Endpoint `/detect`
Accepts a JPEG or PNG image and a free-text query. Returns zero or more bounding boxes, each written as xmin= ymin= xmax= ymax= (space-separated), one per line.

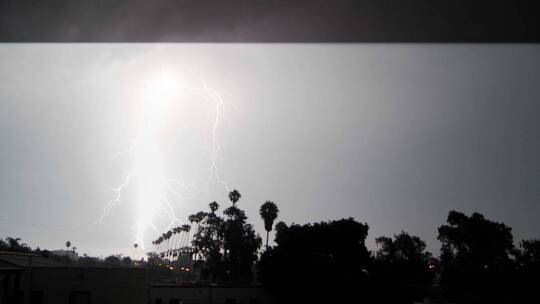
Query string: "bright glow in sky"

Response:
xmin=102 ymin=68 xmax=231 ymax=253
xmin=133 ymin=69 xmax=180 ymax=247
xmin=1 ymin=44 xmax=539 ymax=258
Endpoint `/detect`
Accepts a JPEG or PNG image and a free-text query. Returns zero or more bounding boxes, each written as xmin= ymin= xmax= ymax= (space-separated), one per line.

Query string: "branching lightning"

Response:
xmin=203 ymin=76 xmax=230 ymax=192
xmin=99 ymin=69 xmax=230 ymax=251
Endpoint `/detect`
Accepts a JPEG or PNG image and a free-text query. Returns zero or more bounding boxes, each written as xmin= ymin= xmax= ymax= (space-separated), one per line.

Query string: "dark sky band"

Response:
xmin=0 ymin=0 xmax=539 ymax=42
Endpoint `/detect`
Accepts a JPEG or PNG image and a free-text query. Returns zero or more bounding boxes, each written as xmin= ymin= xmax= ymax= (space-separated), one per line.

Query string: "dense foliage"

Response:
xmin=438 ymin=211 xmax=516 ymax=303
xmin=3 ymin=205 xmax=540 ymax=304
xmin=258 ymin=218 xmax=372 ymax=303
xmin=372 ymin=231 xmax=434 ymax=303
xmin=191 ymin=190 xmax=262 ymax=281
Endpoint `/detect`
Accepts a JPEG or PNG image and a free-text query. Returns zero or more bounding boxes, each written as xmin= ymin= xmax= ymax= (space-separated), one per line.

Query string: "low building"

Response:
xmin=150 ymin=283 xmax=274 ymax=304
xmin=0 ymin=252 xmax=147 ymax=304
xmin=1 ymin=252 xmax=275 ymax=304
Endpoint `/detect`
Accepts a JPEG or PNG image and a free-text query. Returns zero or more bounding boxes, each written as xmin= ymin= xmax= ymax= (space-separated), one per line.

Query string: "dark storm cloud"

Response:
xmin=0 ymin=0 xmax=539 ymax=42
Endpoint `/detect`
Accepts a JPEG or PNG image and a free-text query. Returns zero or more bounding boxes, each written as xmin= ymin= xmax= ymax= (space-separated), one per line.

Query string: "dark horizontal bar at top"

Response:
xmin=0 ymin=0 xmax=539 ymax=42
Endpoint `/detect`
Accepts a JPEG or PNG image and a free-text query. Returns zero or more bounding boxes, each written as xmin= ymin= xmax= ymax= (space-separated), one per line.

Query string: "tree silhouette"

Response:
xmin=78 ymin=254 xmax=99 ymax=266
xmin=191 ymin=202 xmax=225 ymax=280
xmin=438 ymin=210 xmax=515 ymax=303
xmin=513 ymin=239 xmax=540 ymax=302
xmin=374 ymin=231 xmax=434 ymax=303
xmin=5 ymin=202 xmax=540 ymax=304
xmin=122 ymin=256 xmax=133 ymax=266
xmin=0 ymin=238 xmax=8 ymax=251
xmin=516 ymin=239 xmax=540 ymax=266
xmin=228 ymin=189 xmax=241 ymax=206
xmin=222 ymin=197 xmax=262 ymax=281
xmin=2 ymin=237 xmax=31 ymax=253
xmin=188 ymin=211 xmax=206 ymax=260
xmin=259 ymin=201 xmax=279 ymax=248
xmin=8 ymin=237 xmax=22 ymax=250
xmin=165 ymin=230 xmax=173 ymax=254
xmin=104 ymin=255 xmax=122 ymax=267
xmin=209 ymin=201 xmax=219 ymax=213
xmin=274 ymin=221 xmax=287 ymax=235
xmin=191 ymin=191 xmax=261 ymax=282
xmin=258 ymin=218 xmax=371 ymax=303
xmin=376 ymin=231 xmax=431 ymax=262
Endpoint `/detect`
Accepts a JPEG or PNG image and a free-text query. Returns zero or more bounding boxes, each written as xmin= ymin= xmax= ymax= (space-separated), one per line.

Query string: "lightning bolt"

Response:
xmin=99 ymin=169 xmax=134 ymax=223
xmin=202 ymin=75 xmax=230 ymax=192
xmin=99 ymin=68 xmax=230 ymax=251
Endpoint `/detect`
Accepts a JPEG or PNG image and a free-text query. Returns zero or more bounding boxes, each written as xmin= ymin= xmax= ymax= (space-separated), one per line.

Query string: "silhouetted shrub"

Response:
xmin=438 ymin=211 xmax=515 ymax=303
xmin=372 ymin=231 xmax=434 ymax=303
xmin=258 ymin=218 xmax=372 ymax=303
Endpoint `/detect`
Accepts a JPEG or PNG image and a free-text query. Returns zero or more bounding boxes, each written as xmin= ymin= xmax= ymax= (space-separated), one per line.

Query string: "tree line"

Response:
xmin=259 ymin=210 xmax=539 ymax=304
xmin=146 ymin=190 xmax=540 ymax=303
xmin=2 ymin=190 xmax=539 ymax=303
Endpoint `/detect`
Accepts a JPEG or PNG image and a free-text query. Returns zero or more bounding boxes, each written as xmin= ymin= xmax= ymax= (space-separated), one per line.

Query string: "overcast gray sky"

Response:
xmin=0 ymin=44 xmax=539 ymax=258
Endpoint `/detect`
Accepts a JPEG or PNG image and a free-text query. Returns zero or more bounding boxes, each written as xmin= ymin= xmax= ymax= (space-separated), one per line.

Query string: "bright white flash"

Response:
xmin=100 ymin=69 xmax=229 ymax=251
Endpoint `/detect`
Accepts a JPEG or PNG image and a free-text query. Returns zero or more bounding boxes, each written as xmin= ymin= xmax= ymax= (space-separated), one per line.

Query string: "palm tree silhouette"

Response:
xmin=209 ymin=201 xmax=219 ymax=213
xmin=259 ymin=201 xmax=279 ymax=248
xmin=181 ymin=224 xmax=191 ymax=246
xmin=228 ymin=189 xmax=241 ymax=206
xmin=165 ymin=230 xmax=173 ymax=253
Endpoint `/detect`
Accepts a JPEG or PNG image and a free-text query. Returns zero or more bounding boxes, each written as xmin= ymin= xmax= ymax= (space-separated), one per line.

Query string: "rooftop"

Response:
xmin=0 ymin=251 xmax=66 ymax=268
